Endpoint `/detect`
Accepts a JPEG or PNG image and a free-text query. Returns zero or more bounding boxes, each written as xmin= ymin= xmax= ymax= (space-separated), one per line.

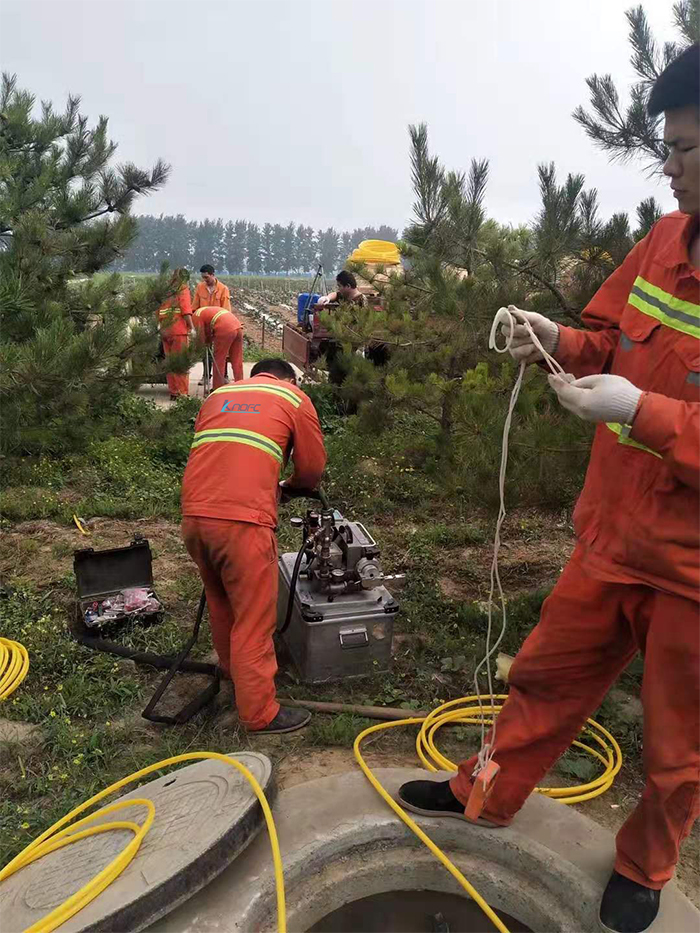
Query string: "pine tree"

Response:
xmin=229 ymin=219 xmax=248 ymax=273
xmin=0 ymin=74 xmax=174 ymax=455
xmin=329 ymin=124 xmax=649 ymax=493
xmin=296 ymin=225 xmax=317 ymax=272
xmin=316 ymin=228 xmax=341 ymax=274
xmin=246 ymin=223 xmax=263 ymax=273
xmin=281 ymin=222 xmax=297 ymax=273
xmin=573 ymin=2 xmax=699 ymax=172
xmin=271 ymin=224 xmax=286 ymax=273
xmin=261 ymin=223 xmax=275 ymax=274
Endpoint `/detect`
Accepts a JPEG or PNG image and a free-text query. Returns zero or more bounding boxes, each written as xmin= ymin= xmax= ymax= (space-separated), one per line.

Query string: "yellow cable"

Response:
xmin=354 ymin=695 xmax=623 ymax=933
xmin=0 ymin=753 xmax=285 ymax=933
xmin=0 ymin=637 xmax=29 ymax=700
xmin=354 ymin=717 xmax=511 ymax=933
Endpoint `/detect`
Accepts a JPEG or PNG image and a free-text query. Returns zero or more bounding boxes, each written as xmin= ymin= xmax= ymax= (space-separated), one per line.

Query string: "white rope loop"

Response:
xmin=475 ymin=307 xmax=564 ymax=771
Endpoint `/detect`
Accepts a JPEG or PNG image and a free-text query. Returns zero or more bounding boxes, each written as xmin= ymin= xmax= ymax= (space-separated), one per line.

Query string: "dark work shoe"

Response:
xmin=599 ymin=871 xmax=661 ymax=933
xmin=250 ymin=706 xmax=311 ymax=735
xmin=396 ymin=779 xmax=503 ymax=826
xmin=397 ymin=779 xmax=467 ymax=819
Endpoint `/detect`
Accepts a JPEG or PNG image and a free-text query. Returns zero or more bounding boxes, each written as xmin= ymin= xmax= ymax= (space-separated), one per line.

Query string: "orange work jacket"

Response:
xmin=158 ymin=285 xmax=193 ymax=338
xmin=192 ymin=306 xmax=242 ymax=343
xmin=181 ymin=374 xmax=326 ymax=528
xmin=192 ymin=279 xmax=232 ymax=312
xmin=555 ymin=211 xmax=699 ymax=601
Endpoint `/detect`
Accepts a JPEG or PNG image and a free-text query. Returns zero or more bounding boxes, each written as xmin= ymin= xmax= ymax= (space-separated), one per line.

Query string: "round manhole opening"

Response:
xmin=308 ymin=889 xmax=532 ymax=933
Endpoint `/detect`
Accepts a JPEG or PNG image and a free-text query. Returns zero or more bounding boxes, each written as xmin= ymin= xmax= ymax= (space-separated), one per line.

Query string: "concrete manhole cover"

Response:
xmin=0 ymin=751 xmax=274 ymax=932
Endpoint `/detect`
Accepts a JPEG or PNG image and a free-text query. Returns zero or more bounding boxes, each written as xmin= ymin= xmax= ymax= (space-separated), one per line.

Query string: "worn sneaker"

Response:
xmin=599 ymin=871 xmax=661 ymax=933
xmin=250 ymin=706 xmax=311 ymax=735
xmin=396 ymin=779 xmax=503 ymax=826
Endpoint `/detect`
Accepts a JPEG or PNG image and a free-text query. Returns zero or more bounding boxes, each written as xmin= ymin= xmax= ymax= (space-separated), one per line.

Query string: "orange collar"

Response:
xmin=656 ymin=211 xmax=699 ymax=271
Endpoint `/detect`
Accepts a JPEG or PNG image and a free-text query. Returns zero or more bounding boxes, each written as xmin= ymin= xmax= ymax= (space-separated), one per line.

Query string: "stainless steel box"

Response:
xmin=277 ymin=552 xmax=398 ymax=683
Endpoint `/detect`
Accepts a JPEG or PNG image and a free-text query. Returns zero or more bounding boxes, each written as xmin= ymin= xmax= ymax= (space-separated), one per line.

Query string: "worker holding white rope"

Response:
xmin=397 ymin=44 xmax=699 ymax=933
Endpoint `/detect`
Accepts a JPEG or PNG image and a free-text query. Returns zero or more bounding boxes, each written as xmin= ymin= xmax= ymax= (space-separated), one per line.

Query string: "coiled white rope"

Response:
xmin=474 ymin=307 xmax=566 ymax=773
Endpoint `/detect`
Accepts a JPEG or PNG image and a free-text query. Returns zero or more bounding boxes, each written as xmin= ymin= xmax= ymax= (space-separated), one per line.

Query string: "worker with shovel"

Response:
xmin=181 ymin=357 xmax=326 ymax=734
xmin=397 ymin=44 xmax=699 ymax=933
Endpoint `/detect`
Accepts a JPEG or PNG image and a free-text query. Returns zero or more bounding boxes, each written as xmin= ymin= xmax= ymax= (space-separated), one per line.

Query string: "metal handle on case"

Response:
xmin=339 ymin=626 xmax=369 ymax=649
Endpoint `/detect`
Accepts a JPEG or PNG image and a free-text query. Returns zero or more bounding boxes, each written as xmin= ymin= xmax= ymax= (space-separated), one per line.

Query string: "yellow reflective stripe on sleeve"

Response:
xmin=159 ymin=308 xmax=181 ymax=317
xmin=211 ymin=383 xmax=302 ymax=407
xmin=629 ymin=277 xmax=700 ymax=339
xmin=606 ymin=422 xmax=662 ymax=459
xmin=211 ymin=309 xmax=229 ymax=327
xmin=191 ymin=428 xmax=284 ymax=463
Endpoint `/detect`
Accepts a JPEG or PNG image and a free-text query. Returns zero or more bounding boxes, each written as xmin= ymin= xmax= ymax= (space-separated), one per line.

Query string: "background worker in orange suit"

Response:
xmin=192 ymin=264 xmax=233 ymax=382
xmin=181 ymin=357 xmax=326 ymax=734
xmin=192 ymin=263 xmax=232 ymax=312
xmin=397 ymin=44 xmax=699 ymax=933
xmin=192 ymin=306 xmax=244 ymax=389
xmin=157 ymin=268 xmax=195 ymax=400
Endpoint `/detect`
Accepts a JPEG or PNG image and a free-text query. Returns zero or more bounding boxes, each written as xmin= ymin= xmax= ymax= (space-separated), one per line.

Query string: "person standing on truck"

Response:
xmin=192 ymin=305 xmax=244 ymax=390
xmin=193 ymin=264 xmax=233 ymax=383
xmin=157 ymin=268 xmax=195 ymax=400
xmin=396 ymin=44 xmax=699 ymax=933
xmin=313 ymin=271 xmax=366 ymax=385
xmin=315 ymin=270 xmax=365 ymax=309
xmin=181 ymin=357 xmax=326 ymax=734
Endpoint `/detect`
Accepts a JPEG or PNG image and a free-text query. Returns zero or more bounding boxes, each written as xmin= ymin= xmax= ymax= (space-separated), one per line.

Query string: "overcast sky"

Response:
xmin=1 ymin=0 xmax=679 ymax=233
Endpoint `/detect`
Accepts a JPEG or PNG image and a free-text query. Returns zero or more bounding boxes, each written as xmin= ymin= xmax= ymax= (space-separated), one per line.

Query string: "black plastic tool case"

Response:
xmin=73 ymin=534 xmax=163 ymax=629
xmin=73 ymin=535 xmax=220 ymax=725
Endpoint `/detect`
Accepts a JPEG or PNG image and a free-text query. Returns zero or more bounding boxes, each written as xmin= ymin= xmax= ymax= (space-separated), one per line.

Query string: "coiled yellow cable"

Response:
xmin=2 ymin=696 xmax=620 ymax=933
xmin=0 ymin=752 xmax=285 ymax=933
xmin=416 ymin=694 xmax=623 ymax=803
xmin=354 ymin=695 xmax=623 ymax=933
xmin=0 ymin=637 xmax=29 ymax=700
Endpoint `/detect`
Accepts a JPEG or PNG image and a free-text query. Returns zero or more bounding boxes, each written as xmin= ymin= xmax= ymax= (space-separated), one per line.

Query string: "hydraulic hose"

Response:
xmin=0 ymin=637 xmax=29 ymax=700
xmin=354 ymin=695 xmax=624 ymax=933
xmin=278 ymin=545 xmax=309 ymax=635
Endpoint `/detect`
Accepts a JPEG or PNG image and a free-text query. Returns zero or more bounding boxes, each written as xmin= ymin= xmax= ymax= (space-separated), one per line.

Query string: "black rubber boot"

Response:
xmin=251 ymin=706 xmax=311 ymax=735
xmin=599 ymin=871 xmax=661 ymax=933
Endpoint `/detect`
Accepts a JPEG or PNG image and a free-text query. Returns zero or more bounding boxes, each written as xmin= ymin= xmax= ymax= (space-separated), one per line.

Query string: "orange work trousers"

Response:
xmin=181 ymin=516 xmax=280 ymax=730
xmin=451 ymin=549 xmax=700 ymax=890
xmin=212 ymin=324 xmax=244 ymax=389
xmin=162 ymin=334 xmax=190 ymax=396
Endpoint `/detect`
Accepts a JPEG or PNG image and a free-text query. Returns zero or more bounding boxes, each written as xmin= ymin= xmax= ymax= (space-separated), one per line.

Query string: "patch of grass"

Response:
xmin=242 ymin=340 xmax=286 ymax=364
xmin=413 ymin=523 xmax=487 ymax=548
xmin=0 ymin=487 xmax=73 ymax=523
xmin=305 ymin=713 xmax=373 ymax=747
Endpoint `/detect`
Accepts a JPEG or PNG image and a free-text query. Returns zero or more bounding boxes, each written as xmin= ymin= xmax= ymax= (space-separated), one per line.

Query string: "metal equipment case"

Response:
xmin=277 ymin=552 xmax=398 ymax=683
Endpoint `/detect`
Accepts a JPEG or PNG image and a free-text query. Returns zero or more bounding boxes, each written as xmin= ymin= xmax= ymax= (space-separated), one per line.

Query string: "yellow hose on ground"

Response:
xmin=415 ymin=694 xmax=623 ymax=803
xmin=354 ymin=695 xmax=623 ymax=933
xmin=0 ymin=637 xmax=29 ymax=700
xmin=0 ymin=752 xmax=285 ymax=933
xmin=3 ymin=695 xmax=621 ymax=933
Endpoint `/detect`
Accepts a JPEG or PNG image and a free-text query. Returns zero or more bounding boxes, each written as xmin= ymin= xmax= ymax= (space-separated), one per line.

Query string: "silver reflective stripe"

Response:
xmin=630 ymin=285 xmax=699 ymax=330
xmin=687 ymin=371 xmax=700 ymax=387
xmin=619 ymin=333 xmax=634 ymax=352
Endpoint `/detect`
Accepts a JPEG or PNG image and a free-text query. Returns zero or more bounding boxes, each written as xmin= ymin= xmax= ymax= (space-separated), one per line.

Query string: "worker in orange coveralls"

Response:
xmin=397 ymin=44 xmax=699 ymax=933
xmin=192 ymin=263 xmax=232 ymax=313
xmin=181 ymin=357 xmax=326 ymax=734
xmin=192 ymin=263 xmax=233 ymax=382
xmin=157 ymin=269 xmax=195 ymax=400
xmin=192 ymin=306 xmax=244 ymax=390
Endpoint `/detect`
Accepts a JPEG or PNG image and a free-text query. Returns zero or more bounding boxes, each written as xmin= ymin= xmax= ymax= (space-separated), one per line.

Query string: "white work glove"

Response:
xmin=500 ymin=307 xmax=560 ymax=364
xmin=548 ymin=374 xmax=643 ymax=424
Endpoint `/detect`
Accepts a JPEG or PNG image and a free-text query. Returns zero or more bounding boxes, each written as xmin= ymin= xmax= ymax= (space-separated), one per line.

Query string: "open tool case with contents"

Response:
xmin=73 ymin=535 xmax=220 ymax=724
xmin=74 ymin=535 xmax=163 ymax=630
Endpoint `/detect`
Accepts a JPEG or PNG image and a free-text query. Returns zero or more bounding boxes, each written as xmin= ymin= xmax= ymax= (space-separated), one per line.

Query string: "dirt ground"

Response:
xmin=1 ymin=515 xmax=697 ymax=907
